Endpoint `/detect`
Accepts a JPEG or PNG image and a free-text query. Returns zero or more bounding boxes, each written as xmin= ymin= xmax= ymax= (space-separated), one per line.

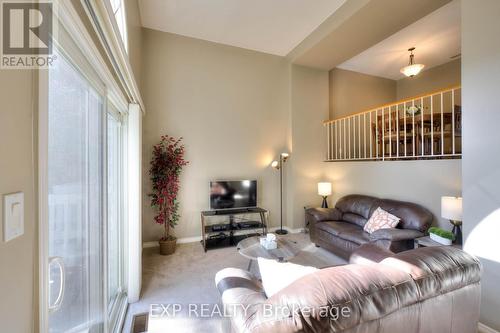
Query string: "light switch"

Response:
xmin=3 ymin=192 xmax=24 ymax=242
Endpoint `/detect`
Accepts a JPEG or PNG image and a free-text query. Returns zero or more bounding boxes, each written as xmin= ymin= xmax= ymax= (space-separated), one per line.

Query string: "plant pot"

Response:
xmin=159 ymin=238 xmax=177 ymax=255
xmin=430 ymin=232 xmax=452 ymax=245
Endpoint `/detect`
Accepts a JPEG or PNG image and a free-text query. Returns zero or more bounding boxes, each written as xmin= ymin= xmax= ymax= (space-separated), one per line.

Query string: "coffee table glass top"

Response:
xmin=237 ymin=236 xmax=303 ymax=262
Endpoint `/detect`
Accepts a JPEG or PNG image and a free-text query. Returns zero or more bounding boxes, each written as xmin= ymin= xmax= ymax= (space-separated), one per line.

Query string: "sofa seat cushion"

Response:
xmin=315 ymin=221 xmax=370 ymax=244
xmin=338 ymin=228 xmax=371 ymax=244
xmin=315 ymin=221 xmax=359 ymax=236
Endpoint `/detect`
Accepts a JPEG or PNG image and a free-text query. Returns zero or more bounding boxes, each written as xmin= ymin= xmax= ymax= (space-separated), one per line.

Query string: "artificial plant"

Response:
xmin=149 ymin=135 xmax=188 ymax=241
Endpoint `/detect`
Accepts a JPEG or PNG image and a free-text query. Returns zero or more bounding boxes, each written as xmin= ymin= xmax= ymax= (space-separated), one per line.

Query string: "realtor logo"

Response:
xmin=1 ymin=0 xmax=56 ymax=69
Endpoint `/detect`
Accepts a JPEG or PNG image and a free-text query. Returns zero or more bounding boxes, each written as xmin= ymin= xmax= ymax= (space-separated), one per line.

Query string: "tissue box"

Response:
xmin=260 ymin=237 xmax=277 ymax=250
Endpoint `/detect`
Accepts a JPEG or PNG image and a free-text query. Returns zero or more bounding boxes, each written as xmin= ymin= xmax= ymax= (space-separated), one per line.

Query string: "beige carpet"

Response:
xmin=123 ymin=232 xmax=346 ymax=333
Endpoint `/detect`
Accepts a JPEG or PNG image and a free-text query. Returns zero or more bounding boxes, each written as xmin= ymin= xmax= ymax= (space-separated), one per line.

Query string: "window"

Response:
xmin=110 ymin=0 xmax=128 ymax=52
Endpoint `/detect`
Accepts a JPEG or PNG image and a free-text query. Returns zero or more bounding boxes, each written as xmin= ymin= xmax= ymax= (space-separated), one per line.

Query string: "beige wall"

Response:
xmin=141 ymin=30 xmax=291 ymax=241
xmin=329 ymin=60 xmax=461 ymax=120
xmin=0 ymin=70 xmax=36 ymax=333
xmin=325 ymin=160 xmax=461 ymax=228
xmin=397 ymin=58 xmax=461 ymax=99
xmin=462 ymin=0 xmax=500 ymax=329
xmin=329 ymin=68 xmax=396 ymax=119
xmin=287 ymin=65 xmax=330 ymax=229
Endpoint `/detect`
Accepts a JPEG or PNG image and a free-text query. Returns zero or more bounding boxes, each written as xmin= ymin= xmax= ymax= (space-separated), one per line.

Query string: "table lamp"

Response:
xmin=318 ymin=182 xmax=332 ymax=208
xmin=441 ymin=196 xmax=463 ymax=245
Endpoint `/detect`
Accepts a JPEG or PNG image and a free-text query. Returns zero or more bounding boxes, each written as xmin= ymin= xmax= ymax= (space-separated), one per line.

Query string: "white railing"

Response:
xmin=324 ymin=86 xmax=462 ymax=161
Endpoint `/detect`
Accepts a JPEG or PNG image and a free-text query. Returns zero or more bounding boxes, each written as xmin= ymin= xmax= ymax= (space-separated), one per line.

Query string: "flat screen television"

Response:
xmin=209 ymin=180 xmax=257 ymax=210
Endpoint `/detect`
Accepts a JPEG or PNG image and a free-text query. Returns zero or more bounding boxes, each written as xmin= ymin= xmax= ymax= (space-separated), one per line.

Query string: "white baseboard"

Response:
xmin=142 ymin=227 xmax=306 ymax=248
xmin=143 ymin=236 xmax=202 ymax=248
xmin=268 ymin=227 xmax=306 ymax=234
xmin=479 ymin=323 xmax=499 ymax=333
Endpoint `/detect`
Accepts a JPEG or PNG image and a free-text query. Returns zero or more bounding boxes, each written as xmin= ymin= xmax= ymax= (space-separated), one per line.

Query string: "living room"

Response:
xmin=0 ymin=0 xmax=499 ymax=333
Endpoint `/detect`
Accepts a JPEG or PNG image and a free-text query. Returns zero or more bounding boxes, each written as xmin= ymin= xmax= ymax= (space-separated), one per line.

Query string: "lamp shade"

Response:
xmin=441 ymin=196 xmax=463 ymax=221
xmin=318 ymin=182 xmax=332 ymax=196
xmin=400 ymin=64 xmax=425 ymax=77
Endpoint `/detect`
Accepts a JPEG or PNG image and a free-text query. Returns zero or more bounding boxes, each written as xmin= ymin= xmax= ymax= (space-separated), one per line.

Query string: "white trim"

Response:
xmin=127 ymin=104 xmax=142 ymax=303
xmin=479 ymin=323 xmax=500 ymax=333
xmin=80 ymin=0 xmax=145 ymax=113
xmin=38 ymin=69 xmax=50 ymax=333
xmin=268 ymin=227 xmax=306 ymax=234
xmin=111 ymin=294 xmax=128 ymax=333
xmin=55 ymin=1 xmax=129 ymax=113
xmin=142 ymin=236 xmax=203 ymax=248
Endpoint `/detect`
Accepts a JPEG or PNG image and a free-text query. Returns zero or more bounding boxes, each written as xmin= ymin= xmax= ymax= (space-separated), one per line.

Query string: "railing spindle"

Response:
xmin=403 ymin=102 xmax=407 ymax=157
xmin=364 ymin=113 xmax=367 ymax=159
xmin=375 ymin=110 xmax=379 ymax=158
xmin=452 ymin=89 xmax=455 ymax=155
xmin=441 ymin=92 xmax=444 ymax=155
xmin=389 ymin=106 xmax=392 ymax=157
xmin=412 ymin=100 xmax=415 ymax=157
xmin=421 ymin=97 xmax=424 ymax=156
xmin=396 ymin=104 xmax=400 ymax=158
xmin=431 ymin=94 xmax=434 ymax=155
xmin=358 ymin=114 xmax=361 ymax=159
xmin=343 ymin=118 xmax=346 ymax=160
xmin=382 ymin=108 xmax=385 ymax=159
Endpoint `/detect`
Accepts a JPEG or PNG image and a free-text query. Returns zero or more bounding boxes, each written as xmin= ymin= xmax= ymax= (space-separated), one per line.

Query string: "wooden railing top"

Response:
xmin=323 ymin=85 xmax=461 ymax=124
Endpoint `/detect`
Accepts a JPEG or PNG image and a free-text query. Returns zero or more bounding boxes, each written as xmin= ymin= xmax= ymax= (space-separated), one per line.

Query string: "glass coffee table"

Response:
xmin=237 ymin=235 xmax=303 ymax=271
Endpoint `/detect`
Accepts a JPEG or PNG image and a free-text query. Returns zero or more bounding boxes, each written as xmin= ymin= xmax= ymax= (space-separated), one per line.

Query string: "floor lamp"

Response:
xmin=271 ymin=153 xmax=289 ymax=235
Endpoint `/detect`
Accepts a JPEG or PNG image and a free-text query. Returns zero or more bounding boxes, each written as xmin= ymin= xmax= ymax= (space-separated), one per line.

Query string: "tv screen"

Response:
xmin=209 ymin=180 xmax=257 ymax=210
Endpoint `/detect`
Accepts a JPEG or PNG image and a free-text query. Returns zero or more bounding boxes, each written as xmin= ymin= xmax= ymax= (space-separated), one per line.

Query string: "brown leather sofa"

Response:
xmin=216 ymin=246 xmax=481 ymax=333
xmin=306 ymin=194 xmax=433 ymax=259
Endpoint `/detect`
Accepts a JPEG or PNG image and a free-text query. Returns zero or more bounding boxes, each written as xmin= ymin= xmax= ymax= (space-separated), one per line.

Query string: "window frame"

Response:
xmin=106 ymin=103 xmax=128 ymax=333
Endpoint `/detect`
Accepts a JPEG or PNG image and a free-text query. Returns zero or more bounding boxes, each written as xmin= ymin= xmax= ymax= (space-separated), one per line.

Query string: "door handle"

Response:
xmin=48 ymin=256 xmax=66 ymax=313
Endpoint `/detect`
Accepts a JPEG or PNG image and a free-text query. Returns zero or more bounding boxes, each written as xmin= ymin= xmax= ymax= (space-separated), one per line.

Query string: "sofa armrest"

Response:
xmin=305 ymin=207 xmax=342 ymax=224
xmin=349 ymin=243 xmax=394 ymax=265
xmin=370 ymin=228 xmax=424 ymax=242
xmin=215 ymin=268 xmax=267 ymax=331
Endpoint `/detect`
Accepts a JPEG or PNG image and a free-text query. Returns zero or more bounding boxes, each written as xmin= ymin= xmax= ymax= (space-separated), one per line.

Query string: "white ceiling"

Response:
xmin=138 ymin=0 xmax=346 ymax=56
xmin=337 ymin=0 xmax=461 ymax=80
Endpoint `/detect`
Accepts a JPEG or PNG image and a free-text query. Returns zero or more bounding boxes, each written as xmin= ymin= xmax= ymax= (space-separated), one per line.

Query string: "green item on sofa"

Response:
xmin=428 ymin=227 xmax=455 ymax=240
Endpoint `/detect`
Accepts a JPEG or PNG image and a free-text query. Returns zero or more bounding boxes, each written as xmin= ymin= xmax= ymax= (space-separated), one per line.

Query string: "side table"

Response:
xmin=414 ymin=236 xmax=462 ymax=249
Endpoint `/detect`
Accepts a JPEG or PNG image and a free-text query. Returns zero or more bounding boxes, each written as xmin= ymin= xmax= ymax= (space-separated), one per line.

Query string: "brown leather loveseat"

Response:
xmin=306 ymin=194 xmax=433 ymax=259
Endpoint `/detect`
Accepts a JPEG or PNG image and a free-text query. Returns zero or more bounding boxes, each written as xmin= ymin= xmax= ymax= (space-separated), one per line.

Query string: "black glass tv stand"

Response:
xmin=200 ymin=207 xmax=268 ymax=252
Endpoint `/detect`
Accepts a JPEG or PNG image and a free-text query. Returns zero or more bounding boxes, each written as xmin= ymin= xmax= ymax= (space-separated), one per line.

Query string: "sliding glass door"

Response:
xmin=47 ymin=48 xmax=104 ymax=332
xmin=43 ymin=43 xmax=128 ymax=333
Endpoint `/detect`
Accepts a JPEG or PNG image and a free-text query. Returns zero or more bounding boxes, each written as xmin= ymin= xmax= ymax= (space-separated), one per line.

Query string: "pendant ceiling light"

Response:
xmin=400 ymin=47 xmax=425 ymax=77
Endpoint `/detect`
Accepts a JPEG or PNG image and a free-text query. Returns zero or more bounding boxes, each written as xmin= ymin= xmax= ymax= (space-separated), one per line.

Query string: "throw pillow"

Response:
xmin=364 ymin=207 xmax=400 ymax=234
xmin=257 ymin=257 xmax=318 ymax=298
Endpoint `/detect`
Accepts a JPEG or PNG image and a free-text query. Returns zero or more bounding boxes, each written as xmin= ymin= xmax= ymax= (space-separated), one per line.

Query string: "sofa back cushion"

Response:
xmin=373 ymin=199 xmax=432 ymax=232
xmin=342 ymin=213 xmax=367 ymax=227
xmin=258 ymin=262 xmax=416 ymax=332
xmin=335 ymin=194 xmax=378 ymax=219
xmin=381 ymin=246 xmax=481 ymax=300
xmin=334 ymin=194 xmax=432 ymax=232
